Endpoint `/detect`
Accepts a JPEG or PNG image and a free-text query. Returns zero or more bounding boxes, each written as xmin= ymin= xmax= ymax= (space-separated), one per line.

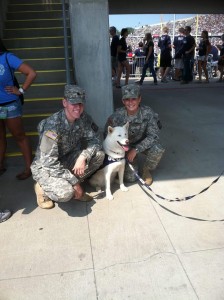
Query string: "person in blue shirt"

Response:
xmin=158 ymin=27 xmax=172 ymax=83
xmin=0 ymin=38 xmax=36 ymax=179
xmin=178 ymin=26 xmax=196 ymax=84
xmin=210 ymin=45 xmax=219 ymax=77
xmin=173 ymin=27 xmax=185 ymax=81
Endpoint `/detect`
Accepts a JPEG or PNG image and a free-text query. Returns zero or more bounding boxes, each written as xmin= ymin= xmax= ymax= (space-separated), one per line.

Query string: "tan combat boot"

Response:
xmin=142 ymin=167 xmax=153 ymax=186
xmin=34 ymin=183 xmax=54 ymax=209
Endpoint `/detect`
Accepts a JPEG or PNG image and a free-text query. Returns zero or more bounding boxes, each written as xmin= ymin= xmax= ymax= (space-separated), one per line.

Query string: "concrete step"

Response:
xmin=4 ymin=27 xmax=70 ymax=38
xmin=10 ymin=0 xmax=61 ymax=4
xmin=22 ymin=98 xmax=62 ymax=109
xmin=16 ymin=69 xmax=74 ymax=84
xmin=21 ymin=58 xmax=72 ymax=71
xmin=6 ymin=134 xmax=39 ymax=154
xmin=7 ymin=11 xmax=64 ymax=20
xmin=3 ymin=36 xmax=71 ymax=49
xmin=20 ymin=83 xmax=65 ymax=99
xmin=8 ymin=3 xmax=63 ymax=12
xmin=21 ymin=116 xmax=51 ymax=133
xmin=5 ymin=19 xmax=69 ymax=29
xmin=8 ymin=46 xmax=72 ymax=59
xmin=4 ymin=0 xmax=73 ymax=158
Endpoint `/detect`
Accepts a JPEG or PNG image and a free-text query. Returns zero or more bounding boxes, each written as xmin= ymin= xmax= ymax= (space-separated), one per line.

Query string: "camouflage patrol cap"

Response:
xmin=122 ymin=84 xmax=140 ymax=100
xmin=64 ymin=84 xmax=85 ymax=104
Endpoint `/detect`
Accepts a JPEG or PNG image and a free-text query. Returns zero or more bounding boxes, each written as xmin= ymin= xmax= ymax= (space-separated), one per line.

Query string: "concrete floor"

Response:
xmin=0 ymin=78 xmax=224 ymax=300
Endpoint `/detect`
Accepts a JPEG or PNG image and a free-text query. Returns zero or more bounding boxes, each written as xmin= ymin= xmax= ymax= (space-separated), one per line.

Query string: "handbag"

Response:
xmin=5 ymin=53 xmax=24 ymax=105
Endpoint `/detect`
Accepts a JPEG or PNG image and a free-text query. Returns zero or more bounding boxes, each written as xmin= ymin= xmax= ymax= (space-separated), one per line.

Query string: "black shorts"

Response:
xmin=160 ymin=54 xmax=172 ymax=68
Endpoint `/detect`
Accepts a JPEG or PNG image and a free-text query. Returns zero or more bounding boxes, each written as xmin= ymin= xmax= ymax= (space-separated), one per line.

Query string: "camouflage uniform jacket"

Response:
xmin=31 ymin=109 xmax=102 ymax=185
xmin=105 ymin=105 xmax=160 ymax=153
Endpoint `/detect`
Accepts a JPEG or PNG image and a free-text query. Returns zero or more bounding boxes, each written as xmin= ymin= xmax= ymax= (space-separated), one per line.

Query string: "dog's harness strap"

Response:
xmin=127 ymin=160 xmax=224 ymax=203
xmin=97 ymin=154 xmax=124 ymax=171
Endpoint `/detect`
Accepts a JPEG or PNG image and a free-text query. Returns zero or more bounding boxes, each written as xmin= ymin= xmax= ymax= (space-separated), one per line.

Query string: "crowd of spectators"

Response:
xmin=126 ymin=14 xmax=224 ymax=54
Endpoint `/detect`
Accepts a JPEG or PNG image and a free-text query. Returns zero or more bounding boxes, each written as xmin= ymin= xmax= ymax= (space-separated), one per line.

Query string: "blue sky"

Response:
xmin=109 ymin=14 xmax=196 ymax=30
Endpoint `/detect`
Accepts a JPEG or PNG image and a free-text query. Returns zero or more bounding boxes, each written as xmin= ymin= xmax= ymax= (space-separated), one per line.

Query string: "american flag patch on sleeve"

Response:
xmin=45 ymin=130 xmax=58 ymax=141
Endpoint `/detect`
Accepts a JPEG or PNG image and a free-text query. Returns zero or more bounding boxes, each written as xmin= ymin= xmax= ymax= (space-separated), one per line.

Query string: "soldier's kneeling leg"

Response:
xmin=39 ymin=177 xmax=74 ymax=202
xmin=143 ymin=143 xmax=165 ymax=170
xmin=124 ymin=158 xmax=139 ymax=183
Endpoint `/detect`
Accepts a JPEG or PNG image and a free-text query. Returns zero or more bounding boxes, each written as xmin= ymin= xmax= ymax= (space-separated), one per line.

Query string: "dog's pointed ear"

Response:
xmin=108 ymin=126 xmax=114 ymax=134
xmin=124 ymin=122 xmax=129 ymax=130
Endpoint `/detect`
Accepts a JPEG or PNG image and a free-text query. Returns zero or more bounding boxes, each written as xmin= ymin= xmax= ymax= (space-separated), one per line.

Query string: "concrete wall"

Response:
xmin=69 ymin=0 xmax=113 ymax=129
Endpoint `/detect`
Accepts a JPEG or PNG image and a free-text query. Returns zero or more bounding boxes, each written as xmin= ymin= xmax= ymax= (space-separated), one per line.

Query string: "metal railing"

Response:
xmin=123 ymin=56 xmax=159 ymax=78
xmin=126 ymin=55 xmax=219 ymax=79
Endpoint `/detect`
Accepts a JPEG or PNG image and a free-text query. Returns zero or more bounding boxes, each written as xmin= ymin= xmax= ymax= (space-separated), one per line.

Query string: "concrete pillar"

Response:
xmin=69 ymin=0 xmax=113 ymax=129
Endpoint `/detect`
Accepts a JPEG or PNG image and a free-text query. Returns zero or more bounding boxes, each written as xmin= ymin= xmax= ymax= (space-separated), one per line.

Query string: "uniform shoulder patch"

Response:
xmin=45 ymin=130 xmax=58 ymax=141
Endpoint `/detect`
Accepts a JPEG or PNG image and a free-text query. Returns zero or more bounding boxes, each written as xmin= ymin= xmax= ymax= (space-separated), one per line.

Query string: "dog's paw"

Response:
xmin=106 ymin=193 xmax=114 ymax=200
xmin=120 ymin=184 xmax=129 ymax=192
xmin=96 ymin=186 xmax=102 ymax=192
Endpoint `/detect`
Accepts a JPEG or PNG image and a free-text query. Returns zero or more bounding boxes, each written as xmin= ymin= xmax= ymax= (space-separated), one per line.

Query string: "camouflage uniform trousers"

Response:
xmin=37 ymin=150 xmax=105 ymax=202
xmin=124 ymin=143 xmax=165 ymax=183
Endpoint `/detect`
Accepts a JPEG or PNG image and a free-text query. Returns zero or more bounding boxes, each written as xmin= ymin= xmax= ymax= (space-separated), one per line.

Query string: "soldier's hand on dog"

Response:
xmin=127 ymin=148 xmax=137 ymax=162
xmin=72 ymin=155 xmax=86 ymax=176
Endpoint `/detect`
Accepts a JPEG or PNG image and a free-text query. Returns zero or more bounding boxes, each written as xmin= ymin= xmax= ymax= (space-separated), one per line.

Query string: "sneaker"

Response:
xmin=34 ymin=183 xmax=54 ymax=209
xmin=154 ymin=81 xmax=158 ymax=85
xmin=75 ymin=193 xmax=93 ymax=202
xmin=0 ymin=209 xmax=12 ymax=223
xmin=135 ymin=80 xmax=142 ymax=85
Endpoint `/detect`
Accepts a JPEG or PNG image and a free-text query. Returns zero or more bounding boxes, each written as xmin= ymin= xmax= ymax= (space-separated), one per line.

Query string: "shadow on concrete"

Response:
xmin=57 ymin=199 xmax=97 ymax=218
xmin=113 ymin=79 xmax=224 ymax=179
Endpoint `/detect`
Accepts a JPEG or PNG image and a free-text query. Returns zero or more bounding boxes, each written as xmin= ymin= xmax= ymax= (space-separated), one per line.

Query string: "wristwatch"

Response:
xmin=19 ymin=87 xmax=25 ymax=95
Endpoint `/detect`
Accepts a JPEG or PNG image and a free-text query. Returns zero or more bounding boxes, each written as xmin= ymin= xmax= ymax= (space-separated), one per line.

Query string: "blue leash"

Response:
xmin=127 ymin=161 xmax=224 ymax=222
xmin=127 ymin=161 xmax=224 ymax=202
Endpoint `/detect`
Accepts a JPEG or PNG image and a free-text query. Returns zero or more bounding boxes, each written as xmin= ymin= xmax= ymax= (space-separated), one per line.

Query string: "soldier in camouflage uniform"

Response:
xmin=31 ymin=85 xmax=104 ymax=209
xmin=105 ymin=84 xmax=164 ymax=185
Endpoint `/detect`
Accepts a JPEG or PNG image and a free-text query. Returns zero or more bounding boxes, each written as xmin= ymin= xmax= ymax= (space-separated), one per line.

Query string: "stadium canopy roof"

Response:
xmin=108 ymin=0 xmax=222 ymax=14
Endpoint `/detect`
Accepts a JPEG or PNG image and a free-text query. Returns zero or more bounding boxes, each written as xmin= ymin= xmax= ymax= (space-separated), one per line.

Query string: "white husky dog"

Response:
xmin=89 ymin=122 xmax=129 ymax=200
